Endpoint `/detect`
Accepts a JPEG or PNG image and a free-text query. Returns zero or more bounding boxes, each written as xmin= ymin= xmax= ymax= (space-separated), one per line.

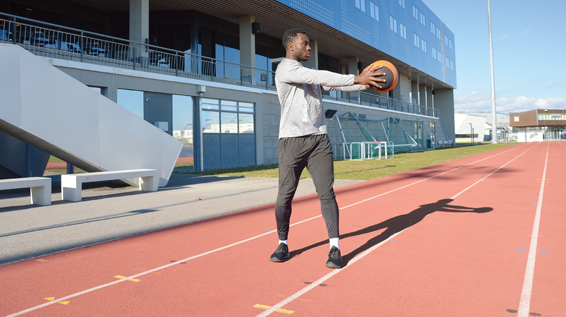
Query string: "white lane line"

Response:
xmin=257 ymin=143 xmax=538 ymax=316
xmin=7 ymin=143 xmax=527 ymax=317
xmin=255 ymin=230 xmax=406 ymax=317
xmin=451 ymin=142 xmax=539 ymax=199
xmin=518 ymin=142 xmax=549 ymax=317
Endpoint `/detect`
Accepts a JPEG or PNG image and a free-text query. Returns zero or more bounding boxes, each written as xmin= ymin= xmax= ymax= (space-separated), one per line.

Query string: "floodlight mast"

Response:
xmin=488 ymin=0 xmax=498 ymax=143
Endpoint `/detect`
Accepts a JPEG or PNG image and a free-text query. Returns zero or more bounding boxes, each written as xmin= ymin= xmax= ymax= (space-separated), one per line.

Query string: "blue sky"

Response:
xmin=423 ymin=0 xmax=565 ymax=114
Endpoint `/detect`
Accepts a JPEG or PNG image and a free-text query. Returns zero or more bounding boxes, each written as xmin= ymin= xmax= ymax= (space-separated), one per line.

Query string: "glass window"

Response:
xmin=202 ymin=110 xmax=220 ymax=133
xmin=239 ymin=113 xmax=254 ymax=133
xmin=221 ymin=100 xmax=238 ymax=111
xmin=173 ymin=95 xmax=194 ymax=170
xmin=202 ymin=98 xmax=220 ymax=110
xmin=173 ymin=95 xmax=194 ymax=137
xmin=221 ymin=112 xmax=238 ymax=133
xmin=117 ymin=89 xmax=144 ymax=119
xmin=239 ymin=102 xmax=255 ymax=113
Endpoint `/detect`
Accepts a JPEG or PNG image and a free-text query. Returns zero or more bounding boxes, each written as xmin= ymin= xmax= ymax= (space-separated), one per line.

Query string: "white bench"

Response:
xmin=0 ymin=177 xmax=52 ymax=206
xmin=61 ymin=169 xmax=158 ymax=202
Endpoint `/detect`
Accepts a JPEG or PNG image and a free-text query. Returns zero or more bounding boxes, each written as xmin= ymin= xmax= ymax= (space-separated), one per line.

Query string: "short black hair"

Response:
xmin=282 ymin=28 xmax=307 ymax=48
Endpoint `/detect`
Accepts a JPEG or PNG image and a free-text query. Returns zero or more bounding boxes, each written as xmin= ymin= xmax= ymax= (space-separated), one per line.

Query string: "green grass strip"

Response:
xmin=182 ymin=142 xmax=517 ymax=181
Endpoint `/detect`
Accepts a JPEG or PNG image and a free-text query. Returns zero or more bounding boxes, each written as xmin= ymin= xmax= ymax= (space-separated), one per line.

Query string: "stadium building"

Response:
xmin=0 ymin=0 xmax=456 ymax=179
xmin=510 ymin=109 xmax=566 ymax=141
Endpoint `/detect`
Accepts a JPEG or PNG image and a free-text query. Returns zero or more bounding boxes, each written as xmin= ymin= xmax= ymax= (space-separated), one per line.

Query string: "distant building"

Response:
xmin=509 ymin=109 xmax=566 ymax=141
xmin=454 ymin=113 xmax=486 ymax=143
xmin=473 ymin=112 xmax=512 ymax=142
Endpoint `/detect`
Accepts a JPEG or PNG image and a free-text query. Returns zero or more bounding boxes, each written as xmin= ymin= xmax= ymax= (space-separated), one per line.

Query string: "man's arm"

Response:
xmin=278 ymin=61 xmax=387 ymax=90
xmin=322 ymin=84 xmax=367 ymax=92
xmin=277 ymin=63 xmax=356 ymax=87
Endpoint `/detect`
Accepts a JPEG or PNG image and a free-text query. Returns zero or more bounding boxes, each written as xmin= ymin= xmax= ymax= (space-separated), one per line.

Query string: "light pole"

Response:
xmin=488 ymin=0 xmax=498 ymax=144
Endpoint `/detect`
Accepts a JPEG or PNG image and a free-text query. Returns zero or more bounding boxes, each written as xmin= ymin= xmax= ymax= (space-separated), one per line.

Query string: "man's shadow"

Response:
xmin=289 ymin=199 xmax=492 ymax=267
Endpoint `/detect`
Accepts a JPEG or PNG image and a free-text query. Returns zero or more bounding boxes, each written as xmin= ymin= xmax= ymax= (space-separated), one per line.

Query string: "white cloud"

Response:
xmin=498 ymin=34 xmax=510 ymax=41
xmin=522 ymin=28 xmax=530 ymax=34
xmin=455 ymin=92 xmax=566 ymax=114
xmin=546 ymin=81 xmax=555 ymax=88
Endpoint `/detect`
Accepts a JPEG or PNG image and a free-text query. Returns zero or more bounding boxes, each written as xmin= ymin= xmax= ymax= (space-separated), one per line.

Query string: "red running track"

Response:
xmin=1 ymin=142 xmax=565 ymax=317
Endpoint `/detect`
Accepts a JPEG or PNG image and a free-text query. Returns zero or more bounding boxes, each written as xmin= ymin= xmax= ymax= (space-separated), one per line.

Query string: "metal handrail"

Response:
xmin=0 ymin=13 xmax=277 ymax=90
xmin=0 ymin=12 xmax=438 ymax=117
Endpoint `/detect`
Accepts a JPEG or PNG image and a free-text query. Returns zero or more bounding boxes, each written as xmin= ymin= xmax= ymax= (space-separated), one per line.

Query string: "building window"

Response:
xmin=414 ymin=34 xmax=420 ymax=48
xmin=422 ymin=39 xmax=426 ymax=52
xmin=117 ymin=89 xmax=144 ymax=119
xmin=202 ymin=110 xmax=220 ymax=133
xmin=201 ymin=98 xmax=255 ymax=134
xmin=390 ymin=17 xmax=397 ymax=33
xmin=413 ymin=5 xmax=418 ymax=19
xmin=361 ymin=0 xmax=366 ymax=12
xmin=431 ymin=22 xmax=435 ymax=34
xmin=399 ymin=0 xmax=405 ymax=9
xmin=432 ymin=47 xmax=436 ymax=59
xmin=515 ymin=116 xmax=520 ymax=122
xmin=399 ymin=23 xmax=406 ymax=39
xmin=369 ymin=3 xmax=379 ymax=21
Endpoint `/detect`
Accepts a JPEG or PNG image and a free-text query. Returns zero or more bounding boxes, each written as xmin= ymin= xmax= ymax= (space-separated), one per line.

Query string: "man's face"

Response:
xmin=289 ymin=33 xmax=311 ymax=62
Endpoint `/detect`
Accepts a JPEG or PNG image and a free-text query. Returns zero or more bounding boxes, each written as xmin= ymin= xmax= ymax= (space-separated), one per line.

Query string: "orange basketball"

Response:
xmin=369 ymin=60 xmax=398 ymax=93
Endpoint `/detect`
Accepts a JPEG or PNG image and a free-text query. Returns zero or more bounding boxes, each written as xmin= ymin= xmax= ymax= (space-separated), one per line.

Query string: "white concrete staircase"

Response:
xmin=0 ymin=43 xmax=182 ymax=187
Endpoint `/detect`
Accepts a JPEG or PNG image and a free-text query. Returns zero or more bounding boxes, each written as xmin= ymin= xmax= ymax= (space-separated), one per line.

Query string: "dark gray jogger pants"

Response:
xmin=275 ymin=134 xmax=339 ymax=240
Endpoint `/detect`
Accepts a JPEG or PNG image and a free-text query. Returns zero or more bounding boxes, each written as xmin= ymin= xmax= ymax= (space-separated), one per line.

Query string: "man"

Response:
xmin=270 ymin=28 xmax=386 ymax=268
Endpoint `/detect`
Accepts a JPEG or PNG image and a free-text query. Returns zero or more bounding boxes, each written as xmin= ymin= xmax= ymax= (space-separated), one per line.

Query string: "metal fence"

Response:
xmin=1 ymin=13 xmax=439 ymax=118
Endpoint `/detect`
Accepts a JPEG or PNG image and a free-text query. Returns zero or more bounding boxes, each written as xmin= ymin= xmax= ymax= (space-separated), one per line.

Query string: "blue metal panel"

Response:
xmin=273 ymin=0 xmax=456 ymax=87
xmin=220 ymin=134 xmax=239 ymax=168
xmin=238 ymin=134 xmax=256 ymax=167
xmin=203 ymin=134 xmax=221 ymax=170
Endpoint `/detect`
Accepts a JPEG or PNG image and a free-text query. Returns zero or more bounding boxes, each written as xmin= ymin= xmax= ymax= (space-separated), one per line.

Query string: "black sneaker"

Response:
xmin=325 ymin=246 xmax=342 ymax=269
xmin=270 ymin=243 xmax=289 ymax=262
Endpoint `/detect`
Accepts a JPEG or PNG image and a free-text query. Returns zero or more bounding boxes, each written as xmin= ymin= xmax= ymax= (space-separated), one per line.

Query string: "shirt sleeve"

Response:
xmin=277 ymin=62 xmax=355 ymax=87
xmin=322 ymin=84 xmax=368 ymax=92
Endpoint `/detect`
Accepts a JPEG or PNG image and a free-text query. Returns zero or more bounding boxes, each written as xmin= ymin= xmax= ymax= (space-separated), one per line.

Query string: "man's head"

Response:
xmin=282 ymin=28 xmax=310 ymax=62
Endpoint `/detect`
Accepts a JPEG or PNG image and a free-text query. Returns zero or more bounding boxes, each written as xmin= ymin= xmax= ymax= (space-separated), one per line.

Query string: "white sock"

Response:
xmin=279 ymin=240 xmax=288 ymax=246
xmin=329 ymin=238 xmax=339 ymax=249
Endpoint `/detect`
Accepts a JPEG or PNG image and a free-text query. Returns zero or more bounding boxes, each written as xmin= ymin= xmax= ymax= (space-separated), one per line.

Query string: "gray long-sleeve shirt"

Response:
xmin=275 ymin=58 xmax=366 ymax=138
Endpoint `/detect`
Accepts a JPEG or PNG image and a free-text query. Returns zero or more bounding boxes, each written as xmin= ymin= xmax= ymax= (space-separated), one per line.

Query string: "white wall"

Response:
xmin=454 ymin=113 xmax=486 ymax=143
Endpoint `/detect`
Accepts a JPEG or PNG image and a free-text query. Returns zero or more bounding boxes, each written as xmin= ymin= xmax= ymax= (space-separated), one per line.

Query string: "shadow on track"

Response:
xmin=289 ymin=199 xmax=492 ymax=267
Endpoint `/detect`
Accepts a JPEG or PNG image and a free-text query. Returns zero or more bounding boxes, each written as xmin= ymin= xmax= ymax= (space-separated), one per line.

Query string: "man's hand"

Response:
xmin=354 ymin=64 xmax=387 ymax=89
